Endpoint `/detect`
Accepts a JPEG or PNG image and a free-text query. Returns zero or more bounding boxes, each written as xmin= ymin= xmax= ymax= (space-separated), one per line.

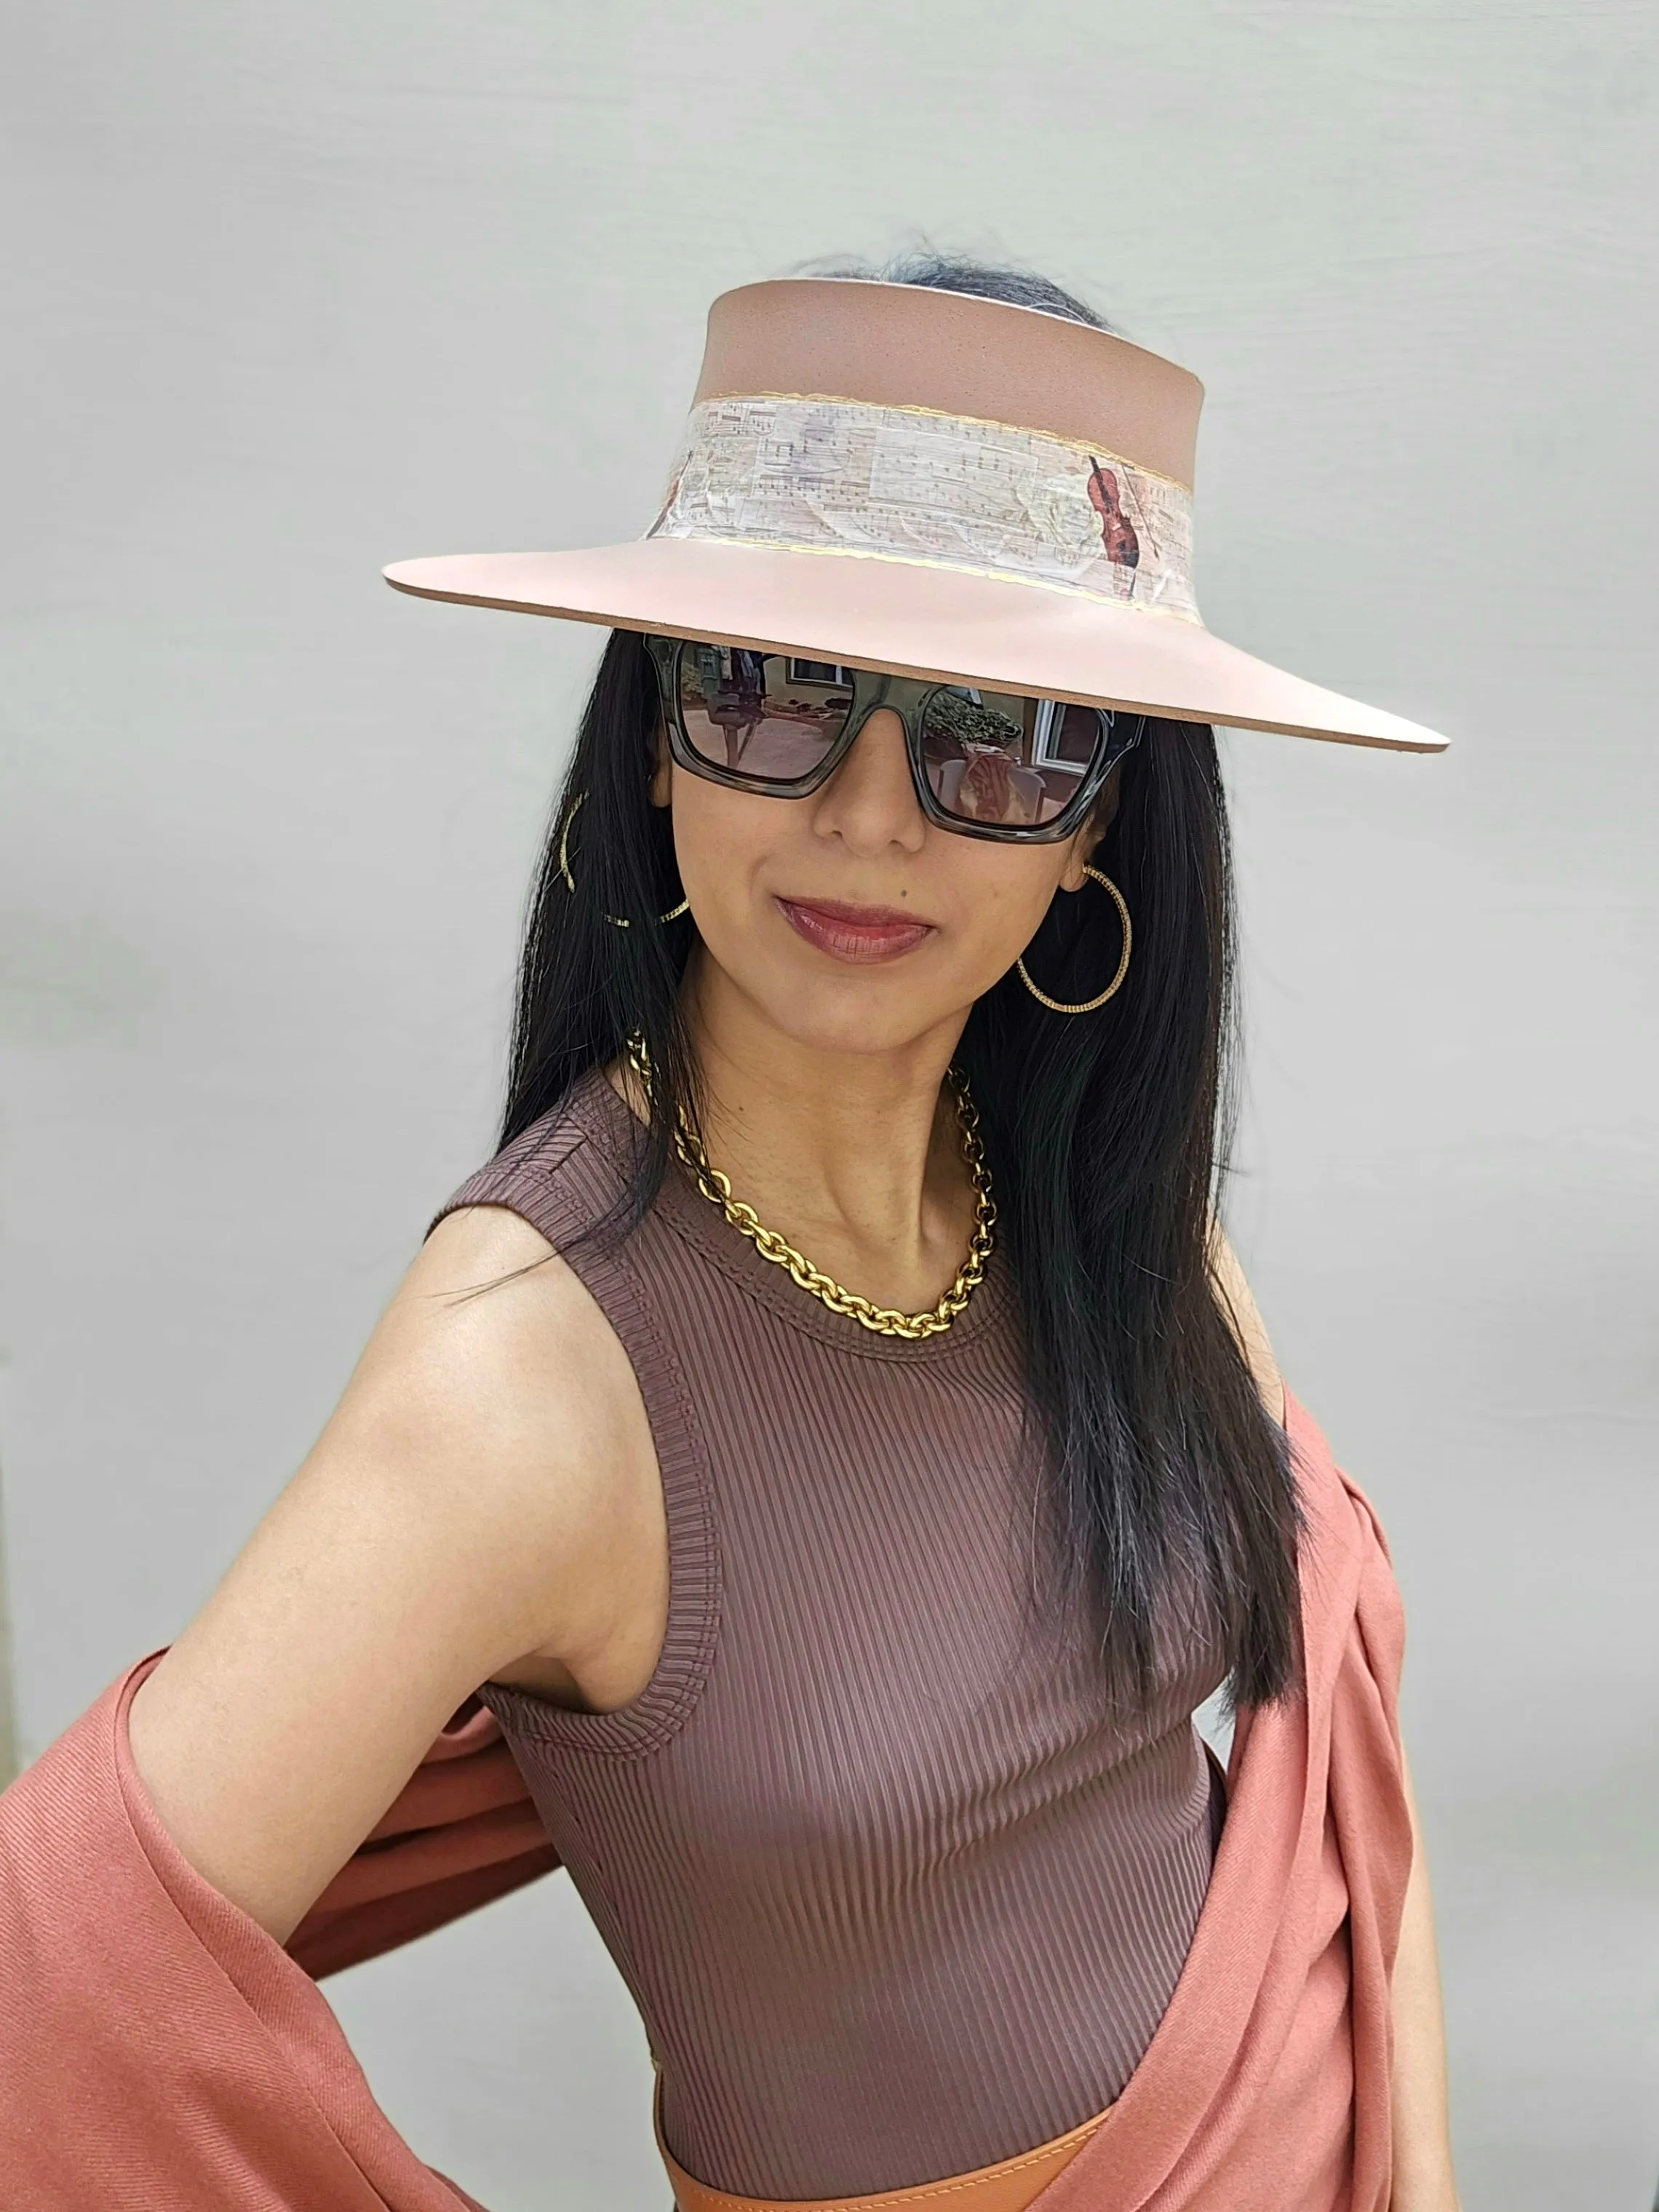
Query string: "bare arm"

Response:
xmin=1208 ymin=1227 xmax=1286 ymax=1425
xmin=127 ymin=1205 xmax=661 ymax=1944
xmin=1389 ymin=1754 xmax=1460 ymax=2209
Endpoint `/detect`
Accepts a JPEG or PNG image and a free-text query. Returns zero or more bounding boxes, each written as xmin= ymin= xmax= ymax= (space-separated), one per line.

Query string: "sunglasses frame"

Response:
xmin=642 ymin=634 xmax=1145 ymax=846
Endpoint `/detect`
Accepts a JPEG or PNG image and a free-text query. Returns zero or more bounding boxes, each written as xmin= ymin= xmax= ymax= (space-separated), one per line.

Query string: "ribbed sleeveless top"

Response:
xmin=437 ymin=1071 xmax=1227 ymax=2200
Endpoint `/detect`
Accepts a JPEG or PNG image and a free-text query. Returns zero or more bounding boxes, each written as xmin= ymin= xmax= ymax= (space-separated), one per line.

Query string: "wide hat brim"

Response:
xmin=383 ymin=538 xmax=1447 ymax=754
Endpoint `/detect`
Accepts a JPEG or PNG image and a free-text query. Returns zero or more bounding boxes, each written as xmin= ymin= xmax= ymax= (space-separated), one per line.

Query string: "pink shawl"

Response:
xmin=0 ymin=1393 xmax=1409 ymax=2211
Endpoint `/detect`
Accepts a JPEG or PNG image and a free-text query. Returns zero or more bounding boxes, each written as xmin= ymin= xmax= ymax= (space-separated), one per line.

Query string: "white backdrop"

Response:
xmin=3 ymin=6 xmax=1655 ymax=2207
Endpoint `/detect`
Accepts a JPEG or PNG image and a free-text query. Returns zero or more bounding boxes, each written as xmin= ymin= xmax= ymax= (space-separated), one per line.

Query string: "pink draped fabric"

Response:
xmin=1030 ymin=1393 xmax=1413 ymax=2212
xmin=0 ymin=1393 xmax=1409 ymax=2211
xmin=0 ymin=1667 xmax=556 ymax=2208
xmin=286 ymin=1696 xmax=559 ymax=1982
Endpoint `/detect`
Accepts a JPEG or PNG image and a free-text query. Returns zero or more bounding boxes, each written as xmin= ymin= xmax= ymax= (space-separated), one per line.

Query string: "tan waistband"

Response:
xmin=652 ymin=2067 xmax=1110 ymax=2212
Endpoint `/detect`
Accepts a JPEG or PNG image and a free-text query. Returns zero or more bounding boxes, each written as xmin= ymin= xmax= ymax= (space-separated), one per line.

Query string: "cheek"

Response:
xmin=668 ymin=766 xmax=1070 ymax=1022
xmin=667 ymin=775 xmax=787 ymax=932
xmin=945 ymin=854 xmax=1069 ymax=981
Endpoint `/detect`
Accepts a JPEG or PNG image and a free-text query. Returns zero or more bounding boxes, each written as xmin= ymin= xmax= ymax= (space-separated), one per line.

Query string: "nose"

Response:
xmin=809 ymin=707 xmax=926 ymax=856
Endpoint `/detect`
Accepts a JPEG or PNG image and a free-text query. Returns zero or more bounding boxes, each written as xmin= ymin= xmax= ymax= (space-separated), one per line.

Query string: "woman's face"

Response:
xmin=654 ymin=707 xmax=1113 ymax=1059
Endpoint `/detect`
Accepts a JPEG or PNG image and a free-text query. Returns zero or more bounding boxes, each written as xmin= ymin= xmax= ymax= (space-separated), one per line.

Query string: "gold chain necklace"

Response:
xmin=624 ymin=1037 xmax=997 ymax=1340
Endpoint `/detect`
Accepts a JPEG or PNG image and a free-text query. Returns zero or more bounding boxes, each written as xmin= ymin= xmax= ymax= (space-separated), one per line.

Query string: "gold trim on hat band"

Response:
xmin=646 ymin=394 xmax=1201 ymax=625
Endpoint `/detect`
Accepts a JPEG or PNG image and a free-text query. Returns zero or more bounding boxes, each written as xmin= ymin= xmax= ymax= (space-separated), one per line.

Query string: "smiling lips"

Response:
xmin=776 ymin=896 xmax=936 ymax=963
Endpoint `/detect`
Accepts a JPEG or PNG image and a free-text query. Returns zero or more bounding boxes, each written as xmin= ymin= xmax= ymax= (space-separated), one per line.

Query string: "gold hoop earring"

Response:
xmin=1016 ymin=866 xmax=1131 ymax=1014
xmin=557 ymin=792 xmax=690 ymax=928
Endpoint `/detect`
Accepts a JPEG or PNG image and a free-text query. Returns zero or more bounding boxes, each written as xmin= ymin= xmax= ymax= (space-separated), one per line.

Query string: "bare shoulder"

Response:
xmin=1207 ymin=1227 xmax=1286 ymax=1427
xmin=126 ymin=1200 xmax=656 ymax=1943
xmin=309 ymin=1203 xmax=655 ymax=1611
xmin=293 ymin=1198 xmax=662 ymax=1684
xmin=359 ymin=1204 xmax=644 ymax=1492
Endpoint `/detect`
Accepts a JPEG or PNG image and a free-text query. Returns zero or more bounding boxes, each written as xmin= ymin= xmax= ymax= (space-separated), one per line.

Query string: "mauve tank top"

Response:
xmin=436 ymin=1069 xmax=1227 ymax=2200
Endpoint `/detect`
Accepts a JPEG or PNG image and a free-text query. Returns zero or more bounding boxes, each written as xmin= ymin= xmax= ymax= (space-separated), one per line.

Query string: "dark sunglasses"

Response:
xmin=644 ymin=634 xmax=1143 ymax=845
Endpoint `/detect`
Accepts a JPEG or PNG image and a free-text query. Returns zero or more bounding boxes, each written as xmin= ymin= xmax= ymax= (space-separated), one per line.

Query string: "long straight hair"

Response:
xmin=501 ymin=258 xmax=1301 ymax=1710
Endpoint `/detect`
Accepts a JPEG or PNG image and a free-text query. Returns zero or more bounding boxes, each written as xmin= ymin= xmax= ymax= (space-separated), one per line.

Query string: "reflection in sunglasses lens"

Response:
xmin=677 ymin=648 xmax=854 ymax=781
xmin=920 ymin=691 xmax=1106 ymax=827
xmin=669 ymin=646 xmax=1112 ymax=827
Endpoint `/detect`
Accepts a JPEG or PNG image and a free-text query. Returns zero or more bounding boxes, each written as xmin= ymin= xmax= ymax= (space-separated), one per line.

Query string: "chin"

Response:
xmin=748 ymin=979 xmax=960 ymax=1062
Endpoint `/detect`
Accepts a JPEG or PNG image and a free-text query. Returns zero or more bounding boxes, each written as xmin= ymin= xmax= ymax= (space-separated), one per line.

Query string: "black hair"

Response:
xmin=501 ymin=256 xmax=1301 ymax=1711
xmin=797 ymin=245 xmax=1113 ymax=330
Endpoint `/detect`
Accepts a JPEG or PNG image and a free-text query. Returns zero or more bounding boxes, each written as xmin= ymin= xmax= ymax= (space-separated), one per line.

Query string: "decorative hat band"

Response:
xmin=648 ymin=394 xmax=1201 ymax=624
xmin=385 ymin=279 xmax=1449 ymax=752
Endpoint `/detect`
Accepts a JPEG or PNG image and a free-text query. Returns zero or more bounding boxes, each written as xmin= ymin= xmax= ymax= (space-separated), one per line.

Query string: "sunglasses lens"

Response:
xmin=676 ymin=646 xmax=854 ymax=783
xmin=920 ymin=690 xmax=1109 ymax=829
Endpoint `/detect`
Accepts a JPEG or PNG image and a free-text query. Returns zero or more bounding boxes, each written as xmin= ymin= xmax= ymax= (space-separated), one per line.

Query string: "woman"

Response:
xmin=0 ymin=258 xmax=1459 ymax=2211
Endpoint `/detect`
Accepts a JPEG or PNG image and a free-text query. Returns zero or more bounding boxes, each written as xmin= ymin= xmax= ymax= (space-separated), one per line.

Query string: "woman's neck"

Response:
xmin=673 ymin=956 xmax=981 ymax=1318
